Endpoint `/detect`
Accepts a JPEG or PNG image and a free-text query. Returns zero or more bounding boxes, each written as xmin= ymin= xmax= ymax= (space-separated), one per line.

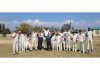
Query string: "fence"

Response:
xmin=0 ymin=34 xmax=11 ymax=37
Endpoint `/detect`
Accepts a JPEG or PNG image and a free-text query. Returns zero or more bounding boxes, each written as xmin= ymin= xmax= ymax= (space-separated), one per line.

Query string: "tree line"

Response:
xmin=0 ymin=23 xmax=11 ymax=37
xmin=16 ymin=22 xmax=73 ymax=36
xmin=0 ymin=22 xmax=73 ymax=37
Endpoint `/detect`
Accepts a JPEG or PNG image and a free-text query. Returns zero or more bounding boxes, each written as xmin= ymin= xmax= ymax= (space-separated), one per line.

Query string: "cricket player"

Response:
xmin=44 ymin=33 xmax=52 ymax=51
xmin=37 ymin=32 xmax=43 ymax=50
xmin=56 ymin=34 xmax=62 ymax=51
xmin=78 ymin=30 xmax=85 ymax=54
xmin=31 ymin=31 xmax=38 ymax=50
xmin=71 ymin=31 xmax=78 ymax=52
xmin=43 ymin=28 xmax=50 ymax=49
xmin=20 ymin=33 xmax=26 ymax=52
xmin=75 ymin=29 xmax=79 ymax=50
xmin=59 ymin=31 xmax=66 ymax=51
xmin=51 ymin=33 xmax=57 ymax=51
xmin=40 ymin=31 xmax=44 ymax=49
xmin=25 ymin=35 xmax=30 ymax=51
xmin=87 ymin=28 xmax=93 ymax=53
xmin=65 ymin=30 xmax=71 ymax=51
xmin=12 ymin=31 xmax=21 ymax=55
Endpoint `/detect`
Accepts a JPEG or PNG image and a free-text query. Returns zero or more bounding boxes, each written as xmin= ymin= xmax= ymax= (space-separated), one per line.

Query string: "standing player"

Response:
xmin=65 ymin=30 xmax=71 ymax=51
xmin=87 ymin=28 xmax=93 ymax=53
xmin=37 ymin=32 xmax=43 ymax=50
xmin=25 ymin=35 xmax=31 ymax=51
xmin=31 ymin=30 xmax=38 ymax=50
xmin=43 ymin=28 xmax=50 ymax=49
xmin=56 ymin=33 xmax=62 ymax=51
xmin=12 ymin=31 xmax=21 ymax=55
xmin=71 ymin=31 xmax=78 ymax=52
xmin=59 ymin=30 xmax=66 ymax=51
xmin=75 ymin=29 xmax=79 ymax=51
xmin=78 ymin=30 xmax=85 ymax=54
xmin=20 ymin=33 xmax=26 ymax=52
xmin=51 ymin=33 xmax=57 ymax=51
xmin=45 ymin=33 xmax=52 ymax=51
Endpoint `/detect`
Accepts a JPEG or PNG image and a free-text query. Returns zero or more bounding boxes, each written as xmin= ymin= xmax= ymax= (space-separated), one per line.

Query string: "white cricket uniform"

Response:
xmin=51 ymin=35 xmax=57 ymax=51
xmin=71 ymin=34 xmax=78 ymax=52
xmin=78 ymin=33 xmax=85 ymax=53
xmin=12 ymin=33 xmax=21 ymax=54
xmin=24 ymin=35 xmax=27 ymax=50
xmin=43 ymin=29 xmax=50 ymax=48
xmin=25 ymin=36 xmax=30 ymax=50
xmin=56 ymin=35 xmax=62 ymax=51
xmin=87 ymin=31 xmax=93 ymax=52
xmin=31 ymin=32 xmax=37 ymax=50
xmin=59 ymin=32 xmax=66 ymax=50
xmin=20 ymin=34 xmax=26 ymax=52
xmin=65 ymin=31 xmax=71 ymax=51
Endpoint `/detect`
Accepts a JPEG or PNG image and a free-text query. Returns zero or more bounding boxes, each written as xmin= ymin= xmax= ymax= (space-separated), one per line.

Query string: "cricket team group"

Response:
xmin=12 ymin=27 xmax=93 ymax=55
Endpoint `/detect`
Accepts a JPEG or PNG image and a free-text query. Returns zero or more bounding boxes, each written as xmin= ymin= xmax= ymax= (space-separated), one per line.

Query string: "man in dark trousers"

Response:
xmin=37 ymin=32 xmax=43 ymax=50
xmin=45 ymin=33 xmax=52 ymax=51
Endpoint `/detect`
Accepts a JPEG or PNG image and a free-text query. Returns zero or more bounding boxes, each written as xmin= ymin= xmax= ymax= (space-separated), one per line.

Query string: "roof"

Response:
xmin=91 ymin=27 xmax=100 ymax=30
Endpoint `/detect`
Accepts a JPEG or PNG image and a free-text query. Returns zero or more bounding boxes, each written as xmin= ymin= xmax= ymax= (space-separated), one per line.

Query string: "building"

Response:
xmin=91 ymin=27 xmax=100 ymax=36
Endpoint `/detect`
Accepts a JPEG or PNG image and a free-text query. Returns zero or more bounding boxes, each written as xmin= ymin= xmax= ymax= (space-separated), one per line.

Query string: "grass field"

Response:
xmin=0 ymin=36 xmax=100 ymax=57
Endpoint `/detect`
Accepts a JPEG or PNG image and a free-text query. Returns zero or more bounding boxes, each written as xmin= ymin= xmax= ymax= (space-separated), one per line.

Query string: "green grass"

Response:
xmin=0 ymin=36 xmax=100 ymax=57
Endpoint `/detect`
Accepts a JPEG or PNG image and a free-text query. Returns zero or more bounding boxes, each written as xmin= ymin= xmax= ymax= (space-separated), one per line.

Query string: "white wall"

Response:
xmin=93 ymin=30 xmax=100 ymax=36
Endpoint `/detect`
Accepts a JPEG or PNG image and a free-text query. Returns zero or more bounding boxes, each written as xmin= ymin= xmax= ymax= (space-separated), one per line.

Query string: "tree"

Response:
xmin=49 ymin=26 xmax=56 ymax=31
xmin=16 ymin=23 xmax=33 ymax=35
xmin=2 ymin=30 xmax=6 ymax=37
xmin=72 ymin=26 xmax=75 ymax=30
xmin=33 ymin=26 xmax=43 ymax=32
xmin=62 ymin=23 xmax=71 ymax=31
xmin=0 ymin=23 xmax=11 ymax=37
xmin=0 ymin=24 xmax=6 ymax=37
xmin=2 ymin=24 xmax=5 ymax=30
xmin=5 ymin=28 xmax=11 ymax=34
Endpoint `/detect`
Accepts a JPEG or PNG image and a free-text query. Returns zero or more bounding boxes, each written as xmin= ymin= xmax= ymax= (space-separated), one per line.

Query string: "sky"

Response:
xmin=0 ymin=12 xmax=100 ymax=31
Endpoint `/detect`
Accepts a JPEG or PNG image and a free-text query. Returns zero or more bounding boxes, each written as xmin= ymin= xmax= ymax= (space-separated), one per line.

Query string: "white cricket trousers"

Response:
xmin=79 ymin=42 xmax=85 ymax=53
xmin=51 ymin=40 xmax=57 ymax=51
xmin=13 ymin=40 xmax=20 ymax=54
xmin=57 ymin=42 xmax=62 ymax=51
xmin=72 ymin=42 xmax=77 ymax=52
xmin=21 ymin=41 xmax=26 ymax=52
xmin=87 ymin=40 xmax=93 ymax=52
xmin=32 ymin=38 xmax=37 ymax=50
xmin=66 ymin=39 xmax=70 ymax=51
xmin=25 ymin=42 xmax=30 ymax=50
